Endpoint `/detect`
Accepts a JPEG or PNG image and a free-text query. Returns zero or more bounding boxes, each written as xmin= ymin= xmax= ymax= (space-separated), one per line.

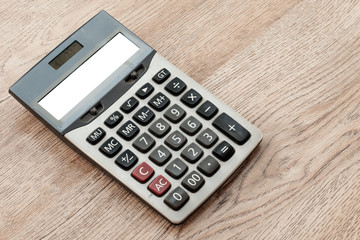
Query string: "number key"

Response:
xmin=164 ymin=187 xmax=189 ymax=211
xmin=196 ymin=128 xmax=218 ymax=148
xmin=181 ymin=143 xmax=203 ymax=163
xmin=164 ymin=104 xmax=186 ymax=123
xmin=149 ymin=145 xmax=172 ymax=166
xmin=180 ymin=116 xmax=202 ymax=136
xmin=165 ymin=130 xmax=187 ymax=151
xmin=149 ymin=118 xmax=171 ymax=138
xmin=182 ymin=171 xmax=205 ymax=193
xmin=133 ymin=132 xmax=155 ymax=153
xmin=165 ymin=158 xmax=188 ymax=179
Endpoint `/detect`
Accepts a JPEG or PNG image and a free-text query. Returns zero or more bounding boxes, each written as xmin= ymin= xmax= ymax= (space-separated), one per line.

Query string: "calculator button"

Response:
xmin=148 ymin=92 xmax=170 ymax=111
xmin=181 ymin=88 xmax=202 ymax=108
xmin=148 ymin=175 xmax=171 ymax=197
xmin=164 ymin=104 xmax=186 ymax=123
xmin=136 ymin=82 xmax=154 ymax=99
xmin=99 ymin=137 xmax=122 ymax=157
xmin=115 ymin=149 xmax=138 ymax=170
xmin=87 ymin=127 xmax=106 ymax=145
xmin=149 ymin=118 xmax=171 ymax=138
xmin=180 ymin=116 xmax=202 ymax=136
xmin=149 ymin=145 xmax=172 ymax=166
xmin=197 ymin=155 xmax=220 ymax=177
xmin=132 ymin=162 xmax=154 ymax=183
xmin=212 ymin=141 xmax=235 ymax=161
xmin=164 ymin=187 xmax=189 ymax=211
xmin=133 ymin=106 xmax=155 ymax=126
xmin=120 ymin=96 xmax=139 ymax=113
xmin=196 ymin=100 xmax=218 ymax=120
xmin=165 ymin=77 xmax=187 ymax=96
xmin=133 ymin=132 xmax=156 ymax=153
xmin=182 ymin=171 xmax=205 ymax=193
xmin=212 ymin=113 xmax=251 ymax=145
xmin=117 ymin=120 xmax=140 ymax=141
xmin=165 ymin=130 xmax=187 ymax=151
xmin=104 ymin=111 xmax=123 ymax=128
xmin=153 ymin=68 xmax=171 ymax=84
xmin=196 ymin=128 xmax=218 ymax=148
xmin=165 ymin=158 xmax=188 ymax=179
xmin=181 ymin=143 xmax=204 ymax=163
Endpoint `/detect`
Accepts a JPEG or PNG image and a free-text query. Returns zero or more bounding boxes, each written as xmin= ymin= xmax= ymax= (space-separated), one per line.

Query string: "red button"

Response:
xmin=148 ymin=175 xmax=171 ymax=196
xmin=132 ymin=162 xmax=154 ymax=183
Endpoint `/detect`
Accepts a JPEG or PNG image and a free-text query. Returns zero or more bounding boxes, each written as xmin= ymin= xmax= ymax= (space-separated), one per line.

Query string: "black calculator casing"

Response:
xmin=9 ymin=11 xmax=262 ymax=224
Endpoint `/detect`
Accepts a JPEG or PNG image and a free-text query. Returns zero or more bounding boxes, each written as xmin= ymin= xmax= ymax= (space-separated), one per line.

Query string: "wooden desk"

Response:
xmin=1 ymin=1 xmax=360 ymax=239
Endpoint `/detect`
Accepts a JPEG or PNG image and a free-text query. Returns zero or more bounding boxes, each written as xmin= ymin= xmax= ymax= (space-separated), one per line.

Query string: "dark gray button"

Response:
xmin=104 ymin=111 xmax=123 ymax=128
xmin=196 ymin=128 xmax=218 ymax=148
xmin=115 ymin=149 xmax=138 ymax=170
xmin=136 ymin=82 xmax=154 ymax=99
xmin=180 ymin=116 xmax=202 ymax=136
xmin=117 ymin=120 xmax=139 ymax=141
xmin=181 ymin=143 xmax=203 ymax=163
xmin=132 ymin=132 xmax=155 ymax=153
xmin=164 ymin=104 xmax=186 ymax=123
xmin=182 ymin=171 xmax=205 ymax=193
xmin=149 ymin=118 xmax=171 ymax=138
xmin=149 ymin=145 xmax=172 ymax=166
xmin=153 ymin=68 xmax=171 ymax=84
xmin=165 ymin=158 xmax=188 ymax=179
xmin=164 ymin=187 xmax=189 ymax=211
xmin=148 ymin=92 xmax=170 ymax=111
xmin=196 ymin=100 xmax=218 ymax=120
xmin=120 ymin=96 xmax=139 ymax=113
xmin=212 ymin=112 xmax=251 ymax=145
xmin=87 ymin=127 xmax=106 ymax=145
xmin=99 ymin=137 xmax=122 ymax=158
xmin=132 ymin=106 xmax=155 ymax=126
xmin=165 ymin=130 xmax=187 ymax=151
xmin=197 ymin=155 xmax=220 ymax=177
xmin=165 ymin=77 xmax=187 ymax=96
xmin=181 ymin=88 xmax=202 ymax=108
xmin=212 ymin=141 xmax=235 ymax=161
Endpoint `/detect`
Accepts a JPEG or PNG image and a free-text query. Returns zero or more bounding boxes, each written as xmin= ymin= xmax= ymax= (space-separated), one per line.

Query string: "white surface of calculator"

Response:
xmin=9 ymin=11 xmax=262 ymax=224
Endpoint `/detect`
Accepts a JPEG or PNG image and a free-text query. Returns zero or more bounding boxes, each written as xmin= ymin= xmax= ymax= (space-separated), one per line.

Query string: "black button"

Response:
xmin=136 ymin=82 xmax=154 ymax=99
xmin=104 ymin=111 xmax=123 ymax=128
xmin=212 ymin=141 xmax=235 ymax=161
xmin=164 ymin=104 xmax=186 ymax=123
xmin=164 ymin=187 xmax=189 ymax=211
xmin=181 ymin=88 xmax=202 ymax=108
xmin=117 ymin=120 xmax=139 ymax=141
xmin=149 ymin=118 xmax=171 ymax=138
xmin=181 ymin=171 xmax=205 ymax=193
xmin=180 ymin=116 xmax=202 ymax=136
xmin=197 ymin=155 xmax=220 ymax=177
xmin=148 ymin=92 xmax=170 ymax=111
xmin=165 ymin=158 xmax=188 ymax=179
xmin=153 ymin=68 xmax=171 ymax=84
xmin=165 ymin=130 xmax=187 ymax=151
xmin=120 ymin=97 xmax=139 ymax=113
xmin=132 ymin=106 xmax=155 ymax=126
xmin=149 ymin=145 xmax=172 ymax=166
xmin=87 ymin=127 xmax=106 ymax=145
xmin=212 ymin=113 xmax=251 ymax=145
xmin=165 ymin=77 xmax=187 ymax=96
xmin=196 ymin=128 xmax=218 ymax=148
xmin=115 ymin=149 xmax=138 ymax=170
xmin=181 ymin=143 xmax=204 ymax=164
xmin=132 ymin=132 xmax=156 ymax=153
xmin=196 ymin=100 xmax=218 ymax=120
xmin=99 ymin=137 xmax=122 ymax=157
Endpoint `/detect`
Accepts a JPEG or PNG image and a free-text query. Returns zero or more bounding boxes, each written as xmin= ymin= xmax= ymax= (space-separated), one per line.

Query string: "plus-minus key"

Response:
xmin=212 ymin=113 xmax=251 ymax=145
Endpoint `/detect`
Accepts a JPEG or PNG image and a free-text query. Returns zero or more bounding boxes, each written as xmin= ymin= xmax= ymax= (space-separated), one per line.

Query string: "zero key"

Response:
xmin=212 ymin=113 xmax=251 ymax=145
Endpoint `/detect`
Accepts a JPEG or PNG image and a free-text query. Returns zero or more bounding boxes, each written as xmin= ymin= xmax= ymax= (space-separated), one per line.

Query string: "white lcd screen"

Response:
xmin=39 ymin=33 xmax=139 ymax=120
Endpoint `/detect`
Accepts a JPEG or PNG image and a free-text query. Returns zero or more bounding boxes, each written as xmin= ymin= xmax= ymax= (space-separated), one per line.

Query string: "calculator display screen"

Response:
xmin=39 ymin=33 xmax=139 ymax=120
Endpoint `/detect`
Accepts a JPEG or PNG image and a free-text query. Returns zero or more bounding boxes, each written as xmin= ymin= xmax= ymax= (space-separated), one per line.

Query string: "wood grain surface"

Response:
xmin=1 ymin=0 xmax=360 ymax=239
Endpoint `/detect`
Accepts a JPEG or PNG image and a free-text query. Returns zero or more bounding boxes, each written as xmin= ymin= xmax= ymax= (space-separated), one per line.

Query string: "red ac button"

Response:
xmin=148 ymin=175 xmax=171 ymax=197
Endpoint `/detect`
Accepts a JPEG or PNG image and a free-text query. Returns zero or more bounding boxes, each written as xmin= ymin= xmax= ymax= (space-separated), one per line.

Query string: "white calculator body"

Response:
xmin=9 ymin=11 xmax=262 ymax=224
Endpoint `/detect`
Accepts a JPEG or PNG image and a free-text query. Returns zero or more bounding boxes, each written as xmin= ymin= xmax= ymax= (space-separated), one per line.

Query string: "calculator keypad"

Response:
xmin=75 ymin=63 xmax=261 ymax=224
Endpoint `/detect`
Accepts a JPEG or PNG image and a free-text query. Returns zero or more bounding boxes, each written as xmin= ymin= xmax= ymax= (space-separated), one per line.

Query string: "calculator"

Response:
xmin=9 ymin=11 xmax=262 ymax=224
